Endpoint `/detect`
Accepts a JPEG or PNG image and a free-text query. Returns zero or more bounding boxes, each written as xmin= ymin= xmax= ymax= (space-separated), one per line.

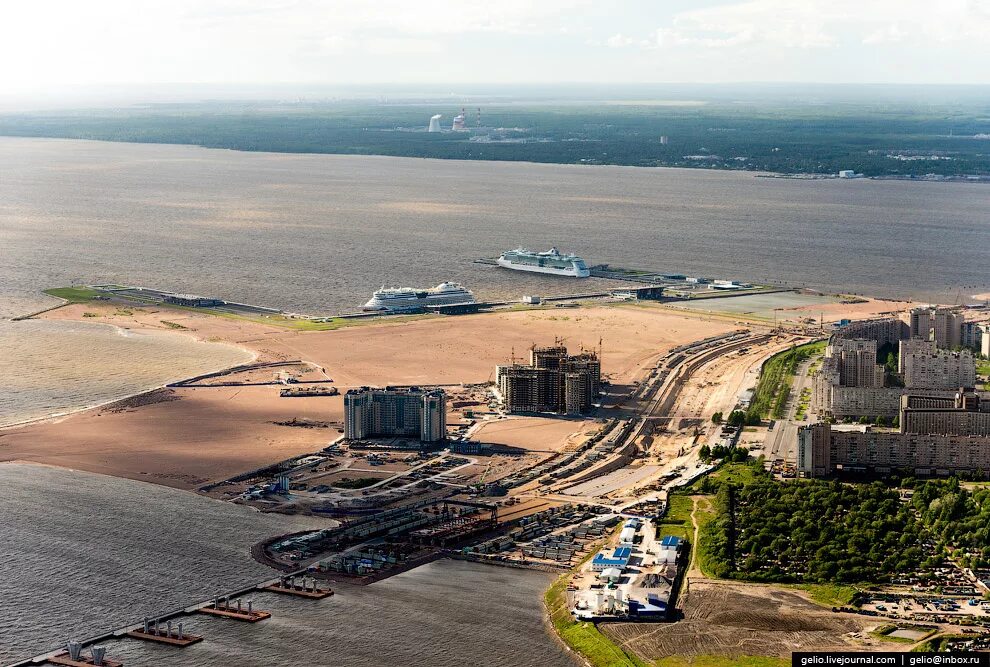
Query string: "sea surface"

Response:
xmin=2 ymin=137 xmax=988 ymax=323
xmin=0 ymin=319 xmax=252 ymax=427
xmin=5 ymin=136 xmax=986 ymax=424
xmin=0 ymin=463 xmax=572 ymax=666
xmin=1 ymin=136 xmax=988 ymax=665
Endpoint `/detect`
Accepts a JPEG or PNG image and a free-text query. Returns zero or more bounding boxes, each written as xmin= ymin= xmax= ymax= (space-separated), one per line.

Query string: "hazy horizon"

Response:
xmin=5 ymin=81 xmax=990 ymax=113
xmin=5 ymin=1 xmax=990 ymax=103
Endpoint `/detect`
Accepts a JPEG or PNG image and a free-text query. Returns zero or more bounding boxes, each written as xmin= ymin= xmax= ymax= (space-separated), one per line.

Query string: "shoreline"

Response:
xmin=1 ymin=287 xmax=929 ymax=433
xmin=2 ymin=135 xmax=989 ymax=184
xmin=0 ymin=289 xmax=934 ymax=489
xmin=0 ymin=306 xmax=259 ymax=431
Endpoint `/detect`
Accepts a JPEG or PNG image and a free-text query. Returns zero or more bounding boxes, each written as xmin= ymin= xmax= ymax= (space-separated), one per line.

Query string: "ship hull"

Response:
xmin=362 ymin=289 xmax=475 ymax=313
xmin=496 ymin=257 xmax=590 ymax=278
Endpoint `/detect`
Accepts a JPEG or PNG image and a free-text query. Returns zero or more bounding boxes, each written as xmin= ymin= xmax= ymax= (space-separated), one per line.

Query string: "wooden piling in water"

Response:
xmin=47 ymin=654 xmax=123 ymax=667
xmin=126 ymin=628 xmax=202 ymax=647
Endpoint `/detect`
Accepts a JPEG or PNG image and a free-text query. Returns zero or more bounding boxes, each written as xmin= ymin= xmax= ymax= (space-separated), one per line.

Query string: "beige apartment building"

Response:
xmin=898 ymin=339 xmax=976 ymax=389
xmin=344 ymin=386 xmax=447 ymax=443
xmin=799 ymin=389 xmax=990 ymax=477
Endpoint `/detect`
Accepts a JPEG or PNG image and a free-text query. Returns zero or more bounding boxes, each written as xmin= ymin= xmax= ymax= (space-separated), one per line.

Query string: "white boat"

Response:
xmin=496 ymin=247 xmax=590 ymax=278
xmin=362 ymin=282 xmax=475 ymax=312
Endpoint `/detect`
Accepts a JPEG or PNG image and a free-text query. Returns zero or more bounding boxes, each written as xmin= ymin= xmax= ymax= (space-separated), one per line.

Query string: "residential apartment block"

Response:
xmin=344 ymin=386 xmax=447 ymax=443
xmin=496 ymin=345 xmax=601 ymax=415
xmin=799 ymin=388 xmax=990 ymax=478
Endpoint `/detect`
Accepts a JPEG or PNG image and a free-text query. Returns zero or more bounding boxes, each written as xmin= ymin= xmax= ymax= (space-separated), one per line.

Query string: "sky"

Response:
xmin=3 ymin=0 xmax=990 ymax=92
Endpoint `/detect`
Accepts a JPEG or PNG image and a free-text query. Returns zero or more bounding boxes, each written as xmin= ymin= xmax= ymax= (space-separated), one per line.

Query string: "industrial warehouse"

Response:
xmin=570 ymin=517 xmax=685 ymax=621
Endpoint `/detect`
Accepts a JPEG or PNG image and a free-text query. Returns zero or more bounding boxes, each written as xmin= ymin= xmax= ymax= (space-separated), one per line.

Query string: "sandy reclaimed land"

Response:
xmin=44 ymin=301 xmax=736 ymax=386
xmin=7 ymin=302 xmax=735 ymax=489
xmin=280 ymin=304 xmax=739 ymax=387
xmin=42 ymin=302 xmax=302 ymax=363
xmin=6 ymin=295 xmax=935 ymax=490
xmin=670 ymin=294 xmax=923 ymax=327
xmin=470 ymin=416 xmax=599 ymax=453
xmin=785 ymin=296 xmax=921 ymax=324
xmin=0 ymin=385 xmax=341 ymax=490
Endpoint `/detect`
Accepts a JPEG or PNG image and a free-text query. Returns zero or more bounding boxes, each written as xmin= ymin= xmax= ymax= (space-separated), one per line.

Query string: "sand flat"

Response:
xmin=4 ymin=302 xmax=738 ymax=488
xmin=0 ymin=385 xmax=339 ymax=489
xmin=283 ymin=304 xmax=738 ymax=387
xmin=471 ymin=417 xmax=598 ymax=453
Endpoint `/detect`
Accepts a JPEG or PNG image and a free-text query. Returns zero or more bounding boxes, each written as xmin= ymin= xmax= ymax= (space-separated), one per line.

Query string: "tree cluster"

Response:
xmin=911 ymin=479 xmax=990 ymax=569
xmin=699 ymin=444 xmax=748 ymax=463
xmin=704 ymin=479 xmax=925 ymax=583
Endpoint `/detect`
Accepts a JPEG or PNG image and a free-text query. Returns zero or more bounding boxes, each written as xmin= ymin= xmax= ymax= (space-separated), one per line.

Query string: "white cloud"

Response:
xmin=1 ymin=0 xmax=989 ymax=88
xmin=862 ymin=24 xmax=910 ymax=45
xmin=633 ymin=0 xmax=990 ymax=51
xmin=0 ymin=0 xmax=593 ymax=88
xmin=364 ymin=38 xmax=445 ymax=56
xmin=605 ymin=33 xmax=636 ymax=48
xmin=181 ymin=0 xmax=593 ymax=37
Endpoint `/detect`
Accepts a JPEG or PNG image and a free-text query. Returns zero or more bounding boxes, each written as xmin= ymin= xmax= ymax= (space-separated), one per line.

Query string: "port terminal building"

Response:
xmin=163 ymin=293 xmax=225 ymax=307
xmin=344 ymin=387 xmax=446 ymax=443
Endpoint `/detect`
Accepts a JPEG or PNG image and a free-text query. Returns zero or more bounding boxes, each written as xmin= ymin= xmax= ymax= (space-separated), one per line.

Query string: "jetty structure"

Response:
xmin=263 ymin=575 xmax=334 ymax=599
xmin=127 ymin=618 xmax=202 ymax=647
xmin=47 ymin=642 xmax=121 ymax=667
xmin=197 ymin=596 xmax=271 ymax=622
xmin=17 ymin=571 xmax=336 ymax=666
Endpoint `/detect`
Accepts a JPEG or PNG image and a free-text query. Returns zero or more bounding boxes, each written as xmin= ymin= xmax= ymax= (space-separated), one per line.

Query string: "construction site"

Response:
xmin=13 ymin=288 xmax=935 ymax=666
xmin=223 ymin=319 xmax=806 ymax=606
xmin=495 ymin=342 xmax=602 ymax=415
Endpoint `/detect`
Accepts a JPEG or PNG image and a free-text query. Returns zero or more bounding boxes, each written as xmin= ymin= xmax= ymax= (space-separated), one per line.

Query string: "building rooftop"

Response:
xmin=592 ymin=546 xmax=633 ymax=568
xmin=659 ymin=536 xmax=683 ymax=547
xmin=619 ymin=527 xmax=638 ymax=544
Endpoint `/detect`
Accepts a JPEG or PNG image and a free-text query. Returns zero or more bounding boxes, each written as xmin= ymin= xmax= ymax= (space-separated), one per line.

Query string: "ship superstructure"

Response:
xmin=362 ymin=282 xmax=475 ymax=312
xmin=496 ymin=247 xmax=590 ymax=277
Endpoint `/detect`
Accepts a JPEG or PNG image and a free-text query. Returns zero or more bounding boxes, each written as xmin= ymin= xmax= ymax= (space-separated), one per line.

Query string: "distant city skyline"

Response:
xmin=4 ymin=0 xmax=990 ymax=95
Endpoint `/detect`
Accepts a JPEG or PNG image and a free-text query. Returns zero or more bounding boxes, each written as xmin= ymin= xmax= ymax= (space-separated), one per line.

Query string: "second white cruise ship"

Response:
xmin=362 ymin=282 xmax=475 ymax=312
xmin=496 ymin=247 xmax=590 ymax=277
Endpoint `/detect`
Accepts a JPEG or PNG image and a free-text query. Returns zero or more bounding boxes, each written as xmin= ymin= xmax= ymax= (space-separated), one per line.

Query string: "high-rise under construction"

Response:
xmin=495 ymin=344 xmax=601 ymax=415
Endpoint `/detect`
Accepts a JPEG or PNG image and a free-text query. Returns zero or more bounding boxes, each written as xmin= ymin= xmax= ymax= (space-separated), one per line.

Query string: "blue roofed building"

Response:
xmin=658 ymin=535 xmax=684 ymax=565
xmin=627 ymin=594 xmax=668 ymax=617
xmin=591 ymin=546 xmax=632 ymax=572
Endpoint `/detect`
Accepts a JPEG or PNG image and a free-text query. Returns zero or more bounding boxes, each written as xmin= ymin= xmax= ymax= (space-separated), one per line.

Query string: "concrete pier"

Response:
xmin=197 ymin=597 xmax=271 ymax=622
xmin=126 ymin=618 xmax=202 ymax=647
xmin=261 ymin=576 xmax=333 ymax=599
xmin=126 ymin=628 xmax=203 ymax=646
xmin=47 ymin=654 xmax=123 ymax=667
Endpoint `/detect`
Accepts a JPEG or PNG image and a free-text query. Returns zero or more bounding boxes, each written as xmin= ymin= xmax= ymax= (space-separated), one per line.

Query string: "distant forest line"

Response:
xmin=2 ymin=100 xmax=990 ymax=176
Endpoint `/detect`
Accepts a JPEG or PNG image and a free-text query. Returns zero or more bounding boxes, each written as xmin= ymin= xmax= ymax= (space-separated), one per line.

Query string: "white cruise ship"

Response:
xmin=496 ymin=247 xmax=590 ymax=278
xmin=362 ymin=282 xmax=476 ymax=312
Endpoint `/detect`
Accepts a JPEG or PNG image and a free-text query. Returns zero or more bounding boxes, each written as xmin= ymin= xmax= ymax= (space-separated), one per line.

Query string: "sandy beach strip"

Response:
xmin=2 ymin=301 xmax=742 ymax=489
